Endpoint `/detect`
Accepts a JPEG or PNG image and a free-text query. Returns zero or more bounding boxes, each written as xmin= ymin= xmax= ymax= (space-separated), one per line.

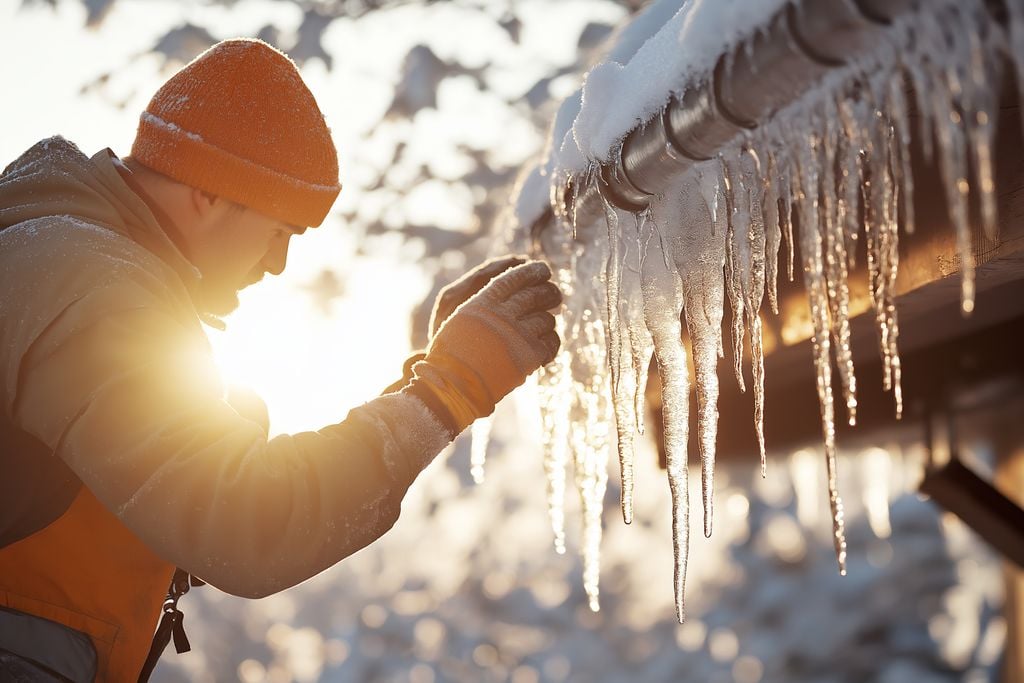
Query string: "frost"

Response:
xmin=529 ymin=0 xmax=1008 ymax=622
xmin=140 ymin=111 xmax=206 ymax=143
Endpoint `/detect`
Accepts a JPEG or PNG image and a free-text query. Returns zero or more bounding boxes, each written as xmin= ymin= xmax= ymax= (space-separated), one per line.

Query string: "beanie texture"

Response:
xmin=131 ymin=39 xmax=340 ymax=227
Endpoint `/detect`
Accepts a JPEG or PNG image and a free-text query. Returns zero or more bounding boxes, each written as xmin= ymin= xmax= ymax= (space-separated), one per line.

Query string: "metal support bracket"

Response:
xmin=919 ymin=402 xmax=1024 ymax=570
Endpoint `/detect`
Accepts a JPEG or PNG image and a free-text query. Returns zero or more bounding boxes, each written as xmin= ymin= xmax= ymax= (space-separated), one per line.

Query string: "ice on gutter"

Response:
xmin=521 ymin=0 xmax=694 ymax=230
xmin=523 ymin=0 xmax=802 ymax=235
xmin=506 ymin=0 xmax=1021 ymax=624
xmin=569 ymin=0 xmax=792 ymax=171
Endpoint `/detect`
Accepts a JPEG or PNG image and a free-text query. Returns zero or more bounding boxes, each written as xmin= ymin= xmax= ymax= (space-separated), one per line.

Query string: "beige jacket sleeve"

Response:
xmin=6 ymin=227 xmax=451 ymax=599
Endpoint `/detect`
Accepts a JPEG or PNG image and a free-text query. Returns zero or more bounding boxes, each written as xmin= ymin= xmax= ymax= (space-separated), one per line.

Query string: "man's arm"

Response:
xmin=10 ymin=256 xmax=560 ymax=599
xmin=12 ymin=284 xmax=450 ymax=599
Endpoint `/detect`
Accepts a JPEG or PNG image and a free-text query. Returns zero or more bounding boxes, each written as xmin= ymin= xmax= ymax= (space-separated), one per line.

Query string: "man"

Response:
xmin=0 ymin=39 xmax=561 ymax=682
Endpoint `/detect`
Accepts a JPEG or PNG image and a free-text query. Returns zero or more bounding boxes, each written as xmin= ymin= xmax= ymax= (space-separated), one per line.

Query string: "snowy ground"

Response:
xmin=151 ymin=396 xmax=1007 ymax=683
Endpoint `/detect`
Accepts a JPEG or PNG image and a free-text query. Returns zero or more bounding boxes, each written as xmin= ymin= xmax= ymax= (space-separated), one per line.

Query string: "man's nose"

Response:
xmin=263 ymin=236 xmax=290 ymax=276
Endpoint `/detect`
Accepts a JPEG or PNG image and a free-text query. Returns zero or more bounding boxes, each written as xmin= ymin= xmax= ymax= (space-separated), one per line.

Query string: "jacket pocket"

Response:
xmin=0 ymin=591 xmax=112 ymax=682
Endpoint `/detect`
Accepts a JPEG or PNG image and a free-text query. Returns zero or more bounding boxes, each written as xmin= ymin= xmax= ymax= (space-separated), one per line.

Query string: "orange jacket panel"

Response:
xmin=0 ymin=487 xmax=175 ymax=681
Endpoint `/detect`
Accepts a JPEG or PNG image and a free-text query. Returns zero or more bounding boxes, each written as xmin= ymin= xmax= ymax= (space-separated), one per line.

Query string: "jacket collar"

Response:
xmin=91 ymin=149 xmax=226 ymax=329
xmin=89 ymin=148 xmax=203 ymax=296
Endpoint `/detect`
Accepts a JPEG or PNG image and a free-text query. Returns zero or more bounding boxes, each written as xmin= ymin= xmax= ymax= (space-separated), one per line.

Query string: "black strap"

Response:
xmin=137 ymin=569 xmax=199 ymax=683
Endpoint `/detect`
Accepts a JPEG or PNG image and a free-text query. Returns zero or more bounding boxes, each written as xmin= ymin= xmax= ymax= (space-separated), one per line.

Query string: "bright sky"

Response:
xmin=0 ymin=0 xmax=624 ymax=435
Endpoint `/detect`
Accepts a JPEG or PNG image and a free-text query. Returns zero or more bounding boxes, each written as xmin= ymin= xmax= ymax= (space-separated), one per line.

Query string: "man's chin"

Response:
xmin=198 ymin=286 xmax=241 ymax=317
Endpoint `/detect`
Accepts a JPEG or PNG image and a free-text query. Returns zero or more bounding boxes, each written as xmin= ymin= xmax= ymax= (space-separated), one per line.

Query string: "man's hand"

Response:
xmin=411 ymin=260 xmax=562 ymax=434
xmin=429 ymin=255 xmax=526 ymax=338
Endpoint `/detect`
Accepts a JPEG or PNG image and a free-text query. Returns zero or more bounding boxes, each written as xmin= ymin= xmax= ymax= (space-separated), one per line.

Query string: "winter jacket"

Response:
xmin=0 ymin=137 xmax=451 ymax=680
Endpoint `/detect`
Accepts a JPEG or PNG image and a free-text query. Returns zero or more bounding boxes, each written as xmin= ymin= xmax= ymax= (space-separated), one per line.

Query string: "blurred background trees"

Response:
xmin=19 ymin=0 xmax=628 ymax=346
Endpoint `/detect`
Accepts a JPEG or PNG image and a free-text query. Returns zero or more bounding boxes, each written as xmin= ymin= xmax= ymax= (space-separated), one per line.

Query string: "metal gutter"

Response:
xmin=535 ymin=0 xmax=921 ymax=243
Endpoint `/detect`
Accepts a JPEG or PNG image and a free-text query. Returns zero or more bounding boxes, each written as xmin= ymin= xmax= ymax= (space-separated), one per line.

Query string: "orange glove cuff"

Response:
xmin=409 ymin=364 xmax=481 ymax=435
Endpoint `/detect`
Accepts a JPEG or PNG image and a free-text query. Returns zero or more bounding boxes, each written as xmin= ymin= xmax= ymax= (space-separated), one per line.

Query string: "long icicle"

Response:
xmin=568 ymin=233 xmax=612 ymax=613
xmin=821 ymin=97 xmax=857 ymax=427
xmin=875 ymin=80 xmax=904 ymax=421
xmin=639 ymin=210 xmax=690 ymax=623
xmin=629 ymin=211 xmax=656 ymax=435
xmin=688 ymin=164 xmax=728 ymax=536
xmin=602 ymin=197 xmax=638 ymax=525
xmin=741 ymin=148 xmax=769 ymax=477
xmin=539 ymin=304 xmax=572 ymax=555
xmin=723 ymin=160 xmax=747 ymax=395
xmin=917 ymin=7 xmax=975 ymax=314
xmin=794 ymin=126 xmax=848 ymax=576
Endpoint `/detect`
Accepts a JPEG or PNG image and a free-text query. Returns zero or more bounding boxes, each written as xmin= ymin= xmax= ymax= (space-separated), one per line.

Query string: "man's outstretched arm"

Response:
xmin=9 ymin=259 xmax=558 ymax=598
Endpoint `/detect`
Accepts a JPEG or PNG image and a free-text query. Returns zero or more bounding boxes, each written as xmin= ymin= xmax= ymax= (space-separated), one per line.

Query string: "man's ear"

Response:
xmin=190 ymin=187 xmax=220 ymax=224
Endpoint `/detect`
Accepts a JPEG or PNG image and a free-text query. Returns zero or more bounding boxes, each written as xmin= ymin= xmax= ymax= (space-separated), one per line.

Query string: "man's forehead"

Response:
xmin=286 ymin=224 xmax=308 ymax=235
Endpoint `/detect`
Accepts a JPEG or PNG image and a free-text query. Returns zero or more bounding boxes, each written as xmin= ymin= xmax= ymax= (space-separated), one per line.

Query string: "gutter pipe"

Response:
xmin=534 ymin=0 xmax=921 ymax=245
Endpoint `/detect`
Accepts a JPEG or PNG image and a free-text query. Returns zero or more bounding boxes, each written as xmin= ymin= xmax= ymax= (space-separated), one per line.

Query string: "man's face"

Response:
xmin=191 ymin=205 xmax=305 ymax=316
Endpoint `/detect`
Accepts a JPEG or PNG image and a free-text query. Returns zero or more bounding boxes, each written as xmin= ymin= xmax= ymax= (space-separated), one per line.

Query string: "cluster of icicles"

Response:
xmin=473 ymin=0 xmax=1022 ymax=623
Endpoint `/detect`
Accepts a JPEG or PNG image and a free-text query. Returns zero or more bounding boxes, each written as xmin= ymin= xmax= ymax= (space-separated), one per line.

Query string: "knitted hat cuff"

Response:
xmin=131 ymin=112 xmax=341 ymax=227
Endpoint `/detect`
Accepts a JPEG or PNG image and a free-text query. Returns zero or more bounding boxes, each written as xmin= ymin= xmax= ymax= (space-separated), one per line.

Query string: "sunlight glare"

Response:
xmin=209 ymin=251 xmax=429 ymax=436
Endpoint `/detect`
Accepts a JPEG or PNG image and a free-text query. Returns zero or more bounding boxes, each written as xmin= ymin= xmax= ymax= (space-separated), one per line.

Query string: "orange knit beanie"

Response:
xmin=131 ymin=39 xmax=340 ymax=227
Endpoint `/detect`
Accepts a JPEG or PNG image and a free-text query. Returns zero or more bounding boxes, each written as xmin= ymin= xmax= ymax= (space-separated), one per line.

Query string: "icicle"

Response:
xmin=878 ymin=88 xmax=905 ymax=421
xmin=611 ymin=355 xmax=640 ymax=526
xmin=469 ymin=416 xmax=492 ymax=484
xmin=860 ymin=98 xmax=885 ymax=369
xmin=821 ymin=98 xmax=857 ymax=427
xmin=680 ymin=165 xmax=728 ymax=537
xmin=778 ymin=163 xmax=795 ymax=283
xmin=568 ymin=176 xmax=580 ymax=242
xmin=763 ymin=151 xmax=783 ymax=314
xmin=848 ymin=79 xmax=905 ymax=419
xmin=836 ymin=97 xmax=864 ymax=266
xmin=628 ymin=212 xmax=656 ymax=435
xmin=628 ymin=318 xmax=655 ymax=437
xmin=602 ymin=198 xmax=626 ymax=524
xmin=571 ymin=358 xmax=611 ymax=612
xmin=795 ymin=129 xmax=848 ymax=576
xmin=603 ymin=197 xmax=624 ymax=396
xmin=538 ymin=298 xmax=573 ymax=556
xmin=915 ymin=9 xmax=975 ymax=314
xmin=964 ymin=24 xmax=1000 ymax=243
xmin=721 ymin=148 xmax=769 ymax=476
xmin=886 ymin=71 xmax=915 ymax=237
xmin=722 ymin=157 xmax=747 ymax=394
xmin=567 ymin=234 xmax=614 ymax=613
xmin=638 ymin=208 xmax=690 ymax=623
xmin=741 ymin=148 xmax=769 ymax=477
xmin=602 ymin=198 xmax=641 ymax=525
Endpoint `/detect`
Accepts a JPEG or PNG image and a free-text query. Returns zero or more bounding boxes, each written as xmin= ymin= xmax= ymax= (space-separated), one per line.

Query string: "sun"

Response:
xmin=206 ymin=243 xmax=431 ymax=437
